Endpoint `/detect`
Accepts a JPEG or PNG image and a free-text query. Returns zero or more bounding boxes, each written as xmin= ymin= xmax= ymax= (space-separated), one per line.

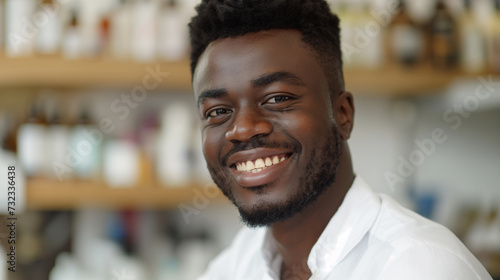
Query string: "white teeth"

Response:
xmin=255 ymin=158 xmax=265 ymax=168
xmin=236 ymin=155 xmax=289 ymax=173
xmin=246 ymin=161 xmax=255 ymax=171
xmin=272 ymin=156 xmax=279 ymax=164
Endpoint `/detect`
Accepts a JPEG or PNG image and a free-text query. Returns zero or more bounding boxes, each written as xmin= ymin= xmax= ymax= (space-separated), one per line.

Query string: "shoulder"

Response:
xmin=197 ymin=226 xmax=267 ymax=280
xmin=371 ymin=194 xmax=492 ymax=280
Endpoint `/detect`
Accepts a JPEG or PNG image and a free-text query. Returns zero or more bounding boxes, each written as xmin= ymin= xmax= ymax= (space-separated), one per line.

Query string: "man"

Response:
xmin=189 ymin=0 xmax=492 ymax=279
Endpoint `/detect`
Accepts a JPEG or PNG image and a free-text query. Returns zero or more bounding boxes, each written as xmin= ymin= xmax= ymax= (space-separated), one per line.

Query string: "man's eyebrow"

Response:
xmin=251 ymin=71 xmax=306 ymax=88
xmin=197 ymin=88 xmax=228 ymax=108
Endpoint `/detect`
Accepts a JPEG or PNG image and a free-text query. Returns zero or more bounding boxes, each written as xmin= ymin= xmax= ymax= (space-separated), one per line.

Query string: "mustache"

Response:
xmin=221 ymin=136 xmax=299 ymax=166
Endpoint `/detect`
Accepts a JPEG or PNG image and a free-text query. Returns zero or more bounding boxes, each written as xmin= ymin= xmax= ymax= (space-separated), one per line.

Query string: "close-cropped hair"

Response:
xmin=189 ymin=0 xmax=345 ymax=92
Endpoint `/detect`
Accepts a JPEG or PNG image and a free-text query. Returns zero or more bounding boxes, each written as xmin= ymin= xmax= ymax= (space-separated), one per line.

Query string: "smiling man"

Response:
xmin=189 ymin=1 xmax=491 ymax=280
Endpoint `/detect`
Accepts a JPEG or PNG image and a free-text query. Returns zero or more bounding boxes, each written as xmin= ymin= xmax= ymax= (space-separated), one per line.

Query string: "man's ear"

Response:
xmin=334 ymin=91 xmax=355 ymax=140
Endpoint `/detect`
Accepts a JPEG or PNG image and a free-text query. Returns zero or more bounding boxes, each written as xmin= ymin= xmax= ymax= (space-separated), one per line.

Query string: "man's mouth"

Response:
xmin=234 ymin=154 xmax=289 ymax=173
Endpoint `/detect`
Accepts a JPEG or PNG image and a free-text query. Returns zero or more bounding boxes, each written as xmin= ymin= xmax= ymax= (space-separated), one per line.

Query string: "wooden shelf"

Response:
xmin=0 ymin=56 xmax=498 ymax=96
xmin=25 ymin=179 xmax=225 ymax=210
xmin=344 ymin=65 xmax=499 ymax=97
xmin=0 ymin=56 xmax=192 ymax=91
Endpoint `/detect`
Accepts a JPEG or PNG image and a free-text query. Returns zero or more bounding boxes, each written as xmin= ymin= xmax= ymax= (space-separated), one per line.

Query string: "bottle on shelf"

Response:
xmin=110 ymin=0 xmax=132 ymax=60
xmin=157 ymin=0 xmax=189 ymax=61
xmin=488 ymin=0 xmax=500 ymax=73
xmin=103 ymin=135 xmax=140 ymax=188
xmin=386 ymin=0 xmax=425 ymax=67
xmin=5 ymin=0 xmax=37 ymax=57
xmin=62 ymin=9 xmax=82 ymax=59
xmin=156 ymin=102 xmax=193 ymax=186
xmin=36 ymin=0 xmax=62 ymax=55
xmin=17 ymin=100 xmax=47 ymax=178
xmin=428 ymin=0 xmax=459 ymax=69
xmin=132 ymin=0 xmax=158 ymax=62
xmin=459 ymin=0 xmax=487 ymax=73
xmin=69 ymin=105 xmax=101 ymax=181
xmin=337 ymin=0 xmax=357 ymax=68
xmin=97 ymin=13 xmax=111 ymax=57
xmin=338 ymin=0 xmax=383 ymax=69
xmin=44 ymin=106 xmax=71 ymax=180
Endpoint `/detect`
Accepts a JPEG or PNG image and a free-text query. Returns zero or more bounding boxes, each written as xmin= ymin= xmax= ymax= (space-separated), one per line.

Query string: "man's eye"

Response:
xmin=207 ymin=108 xmax=231 ymax=118
xmin=266 ymin=96 xmax=290 ymax=104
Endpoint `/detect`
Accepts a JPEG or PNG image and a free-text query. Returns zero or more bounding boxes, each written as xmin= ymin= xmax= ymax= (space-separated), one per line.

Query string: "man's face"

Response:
xmin=193 ymin=30 xmax=343 ymax=227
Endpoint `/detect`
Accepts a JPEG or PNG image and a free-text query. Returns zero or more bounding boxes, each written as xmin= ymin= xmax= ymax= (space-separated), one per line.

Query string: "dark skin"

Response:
xmin=193 ymin=30 xmax=355 ymax=280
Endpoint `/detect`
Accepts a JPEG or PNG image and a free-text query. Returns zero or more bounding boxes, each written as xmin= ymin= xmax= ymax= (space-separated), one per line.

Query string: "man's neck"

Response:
xmin=271 ymin=146 xmax=354 ymax=279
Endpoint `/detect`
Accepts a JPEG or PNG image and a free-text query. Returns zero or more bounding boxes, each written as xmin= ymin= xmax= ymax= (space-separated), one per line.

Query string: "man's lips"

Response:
xmin=226 ymin=148 xmax=294 ymax=187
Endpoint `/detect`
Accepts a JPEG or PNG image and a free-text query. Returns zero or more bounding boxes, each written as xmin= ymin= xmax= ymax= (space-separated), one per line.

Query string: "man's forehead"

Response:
xmin=192 ymin=29 xmax=316 ymax=95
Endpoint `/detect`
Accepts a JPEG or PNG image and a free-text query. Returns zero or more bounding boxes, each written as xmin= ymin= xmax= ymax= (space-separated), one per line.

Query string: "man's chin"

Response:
xmin=235 ymin=199 xmax=300 ymax=228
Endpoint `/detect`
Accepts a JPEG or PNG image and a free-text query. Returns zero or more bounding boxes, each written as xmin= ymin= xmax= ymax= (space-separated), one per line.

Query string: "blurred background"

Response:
xmin=0 ymin=0 xmax=499 ymax=279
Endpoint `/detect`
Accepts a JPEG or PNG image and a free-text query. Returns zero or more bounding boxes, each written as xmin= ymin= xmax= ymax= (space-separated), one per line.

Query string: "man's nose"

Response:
xmin=225 ymin=108 xmax=272 ymax=142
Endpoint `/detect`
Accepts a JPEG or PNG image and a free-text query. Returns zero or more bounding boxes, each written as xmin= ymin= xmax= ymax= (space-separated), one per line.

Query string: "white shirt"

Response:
xmin=197 ymin=177 xmax=492 ymax=280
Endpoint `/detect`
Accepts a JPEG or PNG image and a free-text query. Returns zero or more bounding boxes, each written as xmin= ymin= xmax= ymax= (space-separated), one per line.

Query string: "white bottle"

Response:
xmin=5 ymin=0 xmax=37 ymax=57
xmin=17 ymin=103 xmax=47 ymax=178
xmin=110 ymin=0 xmax=133 ymax=59
xmin=157 ymin=0 xmax=189 ymax=61
xmin=36 ymin=0 xmax=63 ymax=55
xmin=69 ymin=109 xmax=101 ymax=180
xmin=157 ymin=102 xmax=193 ymax=186
xmin=45 ymin=111 xmax=71 ymax=180
xmin=132 ymin=0 xmax=159 ymax=62
xmin=460 ymin=0 xmax=487 ymax=73
xmin=102 ymin=138 xmax=139 ymax=187
xmin=62 ymin=10 xmax=82 ymax=59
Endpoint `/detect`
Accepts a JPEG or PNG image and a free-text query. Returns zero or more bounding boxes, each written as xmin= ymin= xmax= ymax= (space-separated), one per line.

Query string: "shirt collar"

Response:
xmin=260 ymin=176 xmax=382 ymax=279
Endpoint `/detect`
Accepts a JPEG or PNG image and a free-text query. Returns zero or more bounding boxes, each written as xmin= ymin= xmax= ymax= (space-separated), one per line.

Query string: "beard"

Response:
xmin=207 ymin=123 xmax=342 ymax=228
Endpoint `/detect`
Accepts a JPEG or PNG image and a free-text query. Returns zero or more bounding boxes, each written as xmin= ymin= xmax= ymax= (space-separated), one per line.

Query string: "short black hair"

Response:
xmin=188 ymin=0 xmax=345 ymax=92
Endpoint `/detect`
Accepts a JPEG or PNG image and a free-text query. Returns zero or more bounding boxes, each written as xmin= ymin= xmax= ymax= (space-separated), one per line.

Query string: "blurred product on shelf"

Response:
xmin=45 ymin=102 xmax=71 ymax=180
xmin=464 ymin=196 xmax=500 ymax=278
xmin=110 ymin=0 xmax=132 ymax=59
xmin=36 ymin=0 xmax=62 ymax=55
xmin=132 ymin=0 xmax=158 ymax=62
xmin=103 ymin=137 xmax=140 ymax=187
xmin=156 ymin=102 xmax=193 ymax=186
xmin=339 ymin=0 xmax=384 ymax=69
xmin=387 ymin=0 xmax=425 ymax=66
xmin=489 ymin=0 xmax=500 ymax=73
xmin=4 ymin=0 xmax=37 ymax=56
xmin=138 ymin=112 xmax=159 ymax=184
xmin=70 ymin=106 xmax=101 ymax=180
xmin=428 ymin=0 xmax=459 ymax=69
xmin=459 ymin=0 xmax=487 ymax=73
xmin=62 ymin=9 xmax=82 ymax=59
xmin=17 ymin=100 xmax=47 ymax=178
xmin=157 ymin=0 xmax=190 ymax=61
